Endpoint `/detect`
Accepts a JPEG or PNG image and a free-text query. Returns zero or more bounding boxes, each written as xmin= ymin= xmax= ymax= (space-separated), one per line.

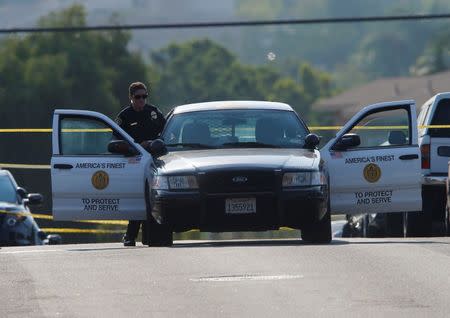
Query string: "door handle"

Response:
xmin=53 ymin=164 xmax=73 ymax=170
xmin=399 ymin=154 xmax=419 ymax=160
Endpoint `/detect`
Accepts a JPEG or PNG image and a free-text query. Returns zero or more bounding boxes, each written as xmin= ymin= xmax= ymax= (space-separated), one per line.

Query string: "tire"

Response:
xmin=445 ymin=205 xmax=450 ymax=236
xmin=301 ymin=208 xmax=332 ymax=244
xmin=385 ymin=213 xmax=404 ymax=237
xmin=147 ymin=217 xmax=173 ymax=247
xmin=145 ymin=182 xmax=173 ymax=247
xmin=406 ymin=187 xmax=433 ymax=237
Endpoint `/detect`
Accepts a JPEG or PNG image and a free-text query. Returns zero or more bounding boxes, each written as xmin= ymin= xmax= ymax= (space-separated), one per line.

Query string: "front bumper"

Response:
xmin=151 ymin=186 xmax=328 ymax=232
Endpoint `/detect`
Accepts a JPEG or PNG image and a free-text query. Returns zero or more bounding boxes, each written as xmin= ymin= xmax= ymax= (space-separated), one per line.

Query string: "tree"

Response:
xmin=150 ymin=38 xmax=332 ymax=119
xmin=0 ymin=5 xmax=149 ymax=128
xmin=411 ymin=29 xmax=450 ymax=75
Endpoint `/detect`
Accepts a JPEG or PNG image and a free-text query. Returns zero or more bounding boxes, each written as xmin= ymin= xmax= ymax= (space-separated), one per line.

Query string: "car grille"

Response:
xmin=201 ymin=170 xmax=277 ymax=194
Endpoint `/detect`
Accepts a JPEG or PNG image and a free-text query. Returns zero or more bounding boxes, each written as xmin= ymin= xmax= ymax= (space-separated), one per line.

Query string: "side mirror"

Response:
xmin=27 ymin=193 xmax=43 ymax=206
xmin=334 ymin=133 xmax=361 ymax=150
xmin=304 ymin=133 xmax=320 ymax=150
xmin=108 ymin=140 xmax=138 ymax=157
xmin=149 ymin=139 xmax=168 ymax=158
xmin=16 ymin=187 xmax=28 ymax=199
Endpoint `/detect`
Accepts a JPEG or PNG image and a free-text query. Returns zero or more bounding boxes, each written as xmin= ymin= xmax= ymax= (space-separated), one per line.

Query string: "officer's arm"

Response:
xmin=114 ymin=114 xmax=127 ymax=140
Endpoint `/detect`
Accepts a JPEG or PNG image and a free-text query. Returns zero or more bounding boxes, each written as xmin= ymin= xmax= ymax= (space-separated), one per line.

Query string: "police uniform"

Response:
xmin=116 ymin=103 xmax=166 ymax=244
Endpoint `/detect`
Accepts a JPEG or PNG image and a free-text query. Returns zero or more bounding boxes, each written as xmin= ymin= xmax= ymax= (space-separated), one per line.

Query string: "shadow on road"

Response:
xmin=345 ymin=239 xmax=450 ymax=245
xmin=61 ymin=238 xmax=449 ymax=252
xmin=67 ymin=246 xmax=146 ymax=252
xmin=172 ymin=239 xmax=350 ymax=248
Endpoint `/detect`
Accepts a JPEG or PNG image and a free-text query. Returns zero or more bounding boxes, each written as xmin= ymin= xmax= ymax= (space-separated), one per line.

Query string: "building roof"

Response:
xmin=173 ymin=101 xmax=293 ymax=114
xmin=313 ymin=70 xmax=450 ymax=120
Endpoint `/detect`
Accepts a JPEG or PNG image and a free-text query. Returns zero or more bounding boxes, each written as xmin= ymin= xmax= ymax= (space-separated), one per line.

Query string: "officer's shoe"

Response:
xmin=122 ymin=235 xmax=136 ymax=247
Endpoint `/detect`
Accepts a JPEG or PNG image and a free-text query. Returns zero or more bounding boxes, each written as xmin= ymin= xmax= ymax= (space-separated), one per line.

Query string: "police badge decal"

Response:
xmin=151 ymin=111 xmax=158 ymax=120
xmin=92 ymin=170 xmax=109 ymax=190
xmin=363 ymin=163 xmax=381 ymax=183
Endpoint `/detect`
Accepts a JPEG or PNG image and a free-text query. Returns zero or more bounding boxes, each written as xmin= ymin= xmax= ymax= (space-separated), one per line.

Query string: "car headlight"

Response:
xmin=282 ymin=171 xmax=326 ymax=187
xmin=152 ymin=175 xmax=199 ymax=190
xmin=152 ymin=176 xmax=169 ymax=190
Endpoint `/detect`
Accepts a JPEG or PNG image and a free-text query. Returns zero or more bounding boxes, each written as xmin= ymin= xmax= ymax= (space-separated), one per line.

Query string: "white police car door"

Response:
xmin=321 ymin=100 xmax=422 ymax=214
xmin=51 ymin=109 xmax=151 ymax=220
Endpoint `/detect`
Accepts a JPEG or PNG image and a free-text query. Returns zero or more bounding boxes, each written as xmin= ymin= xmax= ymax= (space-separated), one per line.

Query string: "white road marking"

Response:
xmin=190 ymin=274 xmax=303 ymax=282
xmin=0 ymin=249 xmax=61 ymax=254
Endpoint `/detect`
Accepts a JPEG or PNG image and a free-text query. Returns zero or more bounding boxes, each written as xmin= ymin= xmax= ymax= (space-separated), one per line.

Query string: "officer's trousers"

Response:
xmin=125 ymin=220 xmax=148 ymax=243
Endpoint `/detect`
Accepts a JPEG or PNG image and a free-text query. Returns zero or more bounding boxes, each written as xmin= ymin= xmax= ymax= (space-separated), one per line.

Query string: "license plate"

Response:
xmin=225 ymin=198 xmax=256 ymax=214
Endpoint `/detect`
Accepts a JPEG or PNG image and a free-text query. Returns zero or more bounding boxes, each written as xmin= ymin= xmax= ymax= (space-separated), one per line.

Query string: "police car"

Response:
xmin=0 ymin=170 xmax=60 ymax=246
xmin=51 ymin=100 xmax=422 ymax=246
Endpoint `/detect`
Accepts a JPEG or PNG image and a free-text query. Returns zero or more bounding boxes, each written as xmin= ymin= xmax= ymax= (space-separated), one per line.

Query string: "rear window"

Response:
xmin=430 ymin=99 xmax=450 ymax=137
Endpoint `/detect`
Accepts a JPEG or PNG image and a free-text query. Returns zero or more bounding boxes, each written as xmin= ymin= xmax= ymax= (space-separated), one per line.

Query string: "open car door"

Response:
xmin=321 ymin=100 xmax=422 ymax=215
xmin=51 ymin=109 xmax=152 ymax=220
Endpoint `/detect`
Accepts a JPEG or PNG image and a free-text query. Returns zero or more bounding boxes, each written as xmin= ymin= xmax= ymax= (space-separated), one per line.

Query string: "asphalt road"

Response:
xmin=1 ymin=237 xmax=450 ymax=318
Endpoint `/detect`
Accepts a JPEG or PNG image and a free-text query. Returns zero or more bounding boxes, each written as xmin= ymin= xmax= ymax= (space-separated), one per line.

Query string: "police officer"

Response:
xmin=116 ymin=82 xmax=166 ymax=246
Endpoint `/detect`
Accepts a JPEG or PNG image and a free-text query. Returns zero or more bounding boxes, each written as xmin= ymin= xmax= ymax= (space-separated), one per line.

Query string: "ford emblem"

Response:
xmin=232 ymin=176 xmax=248 ymax=183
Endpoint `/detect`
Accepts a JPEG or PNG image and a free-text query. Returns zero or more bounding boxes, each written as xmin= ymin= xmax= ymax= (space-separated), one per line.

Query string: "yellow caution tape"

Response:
xmin=78 ymin=219 xmax=128 ymax=225
xmin=0 ymin=128 xmax=110 ymax=133
xmin=1 ymin=125 xmax=450 ymax=134
xmin=0 ymin=210 xmax=127 ymax=225
xmin=279 ymin=227 xmax=296 ymax=231
xmin=309 ymin=126 xmax=343 ymax=131
xmin=1 ymin=123 xmax=449 ymax=171
xmin=26 ymin=213 xmax=53 ymax=220
xmin=0 ymin=210 xmax=52 ymax=219
xmin=309 ymin=125 xmax=450 ymax=131
xmin=0 ymin=163 xmax=51 ymax=169
xmin=40 ymin=228 xmax=124 ymax=234
xmin=61 ymin=129 xmax=112 ymax=133
xmin=0 ymin=129 xmax=52 ymax=133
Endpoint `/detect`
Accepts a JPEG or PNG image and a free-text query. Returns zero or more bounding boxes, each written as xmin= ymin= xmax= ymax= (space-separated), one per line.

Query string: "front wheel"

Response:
xmin=445 ymin=205 xmax=450 ymax=236
xmin=301 ymin=209 xmax=332 ymax=244
xmin=385 ymin=213 xmax=404 ymax=237
xmin=145 ymin=182 xmax=173 ymax=247
xmin=406 ymin=187 xmax=434 ymax=237
xmin=147 ymin=217 xmax=173 ymax=247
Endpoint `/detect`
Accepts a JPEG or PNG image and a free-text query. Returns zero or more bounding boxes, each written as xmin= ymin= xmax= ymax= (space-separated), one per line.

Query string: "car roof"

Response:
xmin=172 ymin=101 xmax=294 ymax=114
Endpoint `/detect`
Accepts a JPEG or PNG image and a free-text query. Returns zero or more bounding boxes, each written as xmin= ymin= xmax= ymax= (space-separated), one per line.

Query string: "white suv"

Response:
xmin=409 ymin=92 xmax=450 ymax=236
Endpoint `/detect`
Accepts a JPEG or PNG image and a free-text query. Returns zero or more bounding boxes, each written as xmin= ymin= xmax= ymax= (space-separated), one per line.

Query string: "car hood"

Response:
xmin=157 ymin=148 xmax=320 ymax=174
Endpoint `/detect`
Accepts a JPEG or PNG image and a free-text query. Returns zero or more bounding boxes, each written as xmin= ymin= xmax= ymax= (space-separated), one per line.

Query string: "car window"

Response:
xmin=0 ymin=176 xmax=18 ymax=203
xmin=429 ymin=98 xmax=450 ymax=137
xmin=162 ymin=109 xmax=309 ymax=149
xmin=346 ymin=108 xmax=410 ymax=148
xmin=60 ymin=117 xmax=116 ymax=156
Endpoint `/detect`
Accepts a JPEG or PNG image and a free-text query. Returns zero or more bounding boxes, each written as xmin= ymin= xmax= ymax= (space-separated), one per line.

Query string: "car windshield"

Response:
xmin=162 ymin=109 xmax=309 ymax=150
xmin=0 ymin=175 xmax=17 ymax=203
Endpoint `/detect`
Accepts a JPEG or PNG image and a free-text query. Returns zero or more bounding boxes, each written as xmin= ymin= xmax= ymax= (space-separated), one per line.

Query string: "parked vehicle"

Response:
xmin=51 ymin=100 xmax=422 ymax=246
xmin=445 ymin=163 xmax=450 ymax=235
xmin=406 ymin=93 xmax=450 ymax=236
xmin=0 ymin=169 xmax=61 ymax=246
xmin=343 ymin=93 xmax=450 ymax=238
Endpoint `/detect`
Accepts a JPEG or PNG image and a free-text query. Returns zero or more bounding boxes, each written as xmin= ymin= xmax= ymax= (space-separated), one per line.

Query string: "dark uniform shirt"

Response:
xmin=116 ymin=104 xmax=166 ymax=143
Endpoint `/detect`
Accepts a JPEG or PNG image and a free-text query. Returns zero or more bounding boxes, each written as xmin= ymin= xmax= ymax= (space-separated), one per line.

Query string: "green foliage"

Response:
xmin=411 ymin=29 xmax=450 ymax=75
xmin=150 ymin=39 xmax=332 ymax=119
xmin=234 ymin=0 xmax=450 ymax=85
xmin=0 ymin=4 xmax=148 ymax=129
